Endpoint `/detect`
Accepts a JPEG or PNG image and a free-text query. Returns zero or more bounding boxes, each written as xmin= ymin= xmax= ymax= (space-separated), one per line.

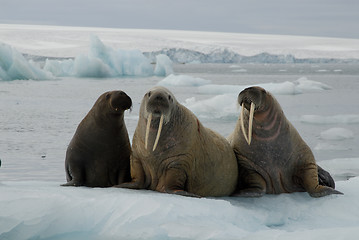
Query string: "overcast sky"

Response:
xmin=1 ymin=0 xmax=358 ymax=39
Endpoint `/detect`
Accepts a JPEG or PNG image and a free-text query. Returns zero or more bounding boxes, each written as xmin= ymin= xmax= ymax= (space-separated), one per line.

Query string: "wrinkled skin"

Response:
xmin=62 ymin=90 xmax=132 ymax=187
xmin=228 ymin=86 xmax=343 ymax=197
xmin=115 ymin=86 xmax=238 ymax=197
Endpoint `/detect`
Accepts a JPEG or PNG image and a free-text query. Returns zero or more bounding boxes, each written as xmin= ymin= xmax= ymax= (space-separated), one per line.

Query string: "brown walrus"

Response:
xmin=228 ymin=86 xmax=342 ymax=197
xmin=62 ymin=90 xmax=132 ymax=187
xmin=115 ymin=86 xmax=238 ymax=197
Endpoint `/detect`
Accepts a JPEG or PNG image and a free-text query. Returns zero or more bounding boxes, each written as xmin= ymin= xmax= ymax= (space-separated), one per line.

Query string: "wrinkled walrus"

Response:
xmin=115 ymin=86 xmax=238 ymax=197
xmin=62 ymin=90 xmax=132 ymax=187
xmin=228 ymin=86 xmax=342 ymax=197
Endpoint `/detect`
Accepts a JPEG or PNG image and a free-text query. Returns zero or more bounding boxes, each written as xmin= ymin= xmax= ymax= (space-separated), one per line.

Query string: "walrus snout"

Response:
xmin=238 ymin=87 xmax=267 ymax=145
xmin=238 ymin=86 xmax=266 ymax=111
xmin=108 ymin=91 xmax=132 ymax=112
xmin=146 ymin=91 xmax=172 ymax=117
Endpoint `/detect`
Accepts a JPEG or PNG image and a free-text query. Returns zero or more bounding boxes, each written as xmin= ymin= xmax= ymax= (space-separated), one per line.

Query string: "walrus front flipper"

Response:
xmin=317 ymin=165 xmax=335 ymax=188
xmin=61 ymin=179 xmax=84 ymax=187
xmin=165 ymin=189 xmax=201 ymax=198
xmin=234 ymin=169 xmax=266 ymax=197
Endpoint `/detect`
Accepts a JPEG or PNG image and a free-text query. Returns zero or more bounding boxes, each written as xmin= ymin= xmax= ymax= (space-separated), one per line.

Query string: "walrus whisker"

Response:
xmin=248 ymin=102 xmax=255 ymax=145
xmin=145 ymin=113 xmax=152 ymax=150
xmin=240 ymin=103 xmax=250 ymax=145
xmin=152 ymin=114 xmax=164 ymax=151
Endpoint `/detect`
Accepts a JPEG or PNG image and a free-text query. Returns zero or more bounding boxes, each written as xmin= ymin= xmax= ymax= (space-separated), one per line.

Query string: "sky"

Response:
xmin=0 ymin=0 xmax=358 ymax=39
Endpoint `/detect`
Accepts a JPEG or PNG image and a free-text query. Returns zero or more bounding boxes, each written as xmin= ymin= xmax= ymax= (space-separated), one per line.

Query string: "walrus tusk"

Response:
xmin=240 ymin=102 xmax=255 ymax=145
xmin=145 ymin=113 xmax=152 ymax=150
xmin=248 ymin=102 xmax=255 ymax=145
xmin=152 ymin=114 xmax=164 ymax=151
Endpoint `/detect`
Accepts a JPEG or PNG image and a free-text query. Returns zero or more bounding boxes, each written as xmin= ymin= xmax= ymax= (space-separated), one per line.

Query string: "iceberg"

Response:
xmin=154 ymin=54 xmax=174 ymax=76
xmin=0 ymin=42 xmax=53 ymax=81
xmin=44 ymin=36 xmax=155 ymax=78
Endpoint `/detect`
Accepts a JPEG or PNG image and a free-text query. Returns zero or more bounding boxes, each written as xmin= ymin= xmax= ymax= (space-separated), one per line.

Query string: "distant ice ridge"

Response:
xmin=44 ymin=36 xmax=173 ymax=78
xmin=145 ymin=48 xmax=359 ymax=64
xmin=0 ymin=42 xmax=53 ymax=81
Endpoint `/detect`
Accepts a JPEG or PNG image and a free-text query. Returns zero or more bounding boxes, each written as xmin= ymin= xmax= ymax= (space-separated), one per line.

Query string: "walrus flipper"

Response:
xmin=317 ymin=165 xmax=335 ymax=188
xmin=301 ymin=163 xmax=343 ymax=197
xmin=233 ymin=169 xmax=266 ymax=197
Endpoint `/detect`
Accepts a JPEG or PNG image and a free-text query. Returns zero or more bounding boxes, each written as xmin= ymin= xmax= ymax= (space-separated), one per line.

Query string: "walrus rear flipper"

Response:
xmin=317 ymin=165 xmax=335 ymax=188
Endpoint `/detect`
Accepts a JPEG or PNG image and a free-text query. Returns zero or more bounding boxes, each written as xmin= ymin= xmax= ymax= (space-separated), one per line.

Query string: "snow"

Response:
xmin=1 ymin=24 xmax=359 ymax=240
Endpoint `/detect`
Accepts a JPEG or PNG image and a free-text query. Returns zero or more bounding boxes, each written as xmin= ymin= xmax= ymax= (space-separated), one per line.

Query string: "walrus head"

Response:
xmin=141 ymin=86 xmax=176 ymax=151
xmin=101 ymin=90 xmax=132 ymax=115
xmin=237 ymin=86 xmax=269 ymax=145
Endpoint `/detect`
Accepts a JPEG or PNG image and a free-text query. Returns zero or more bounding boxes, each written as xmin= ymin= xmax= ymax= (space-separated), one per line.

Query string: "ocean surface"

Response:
xmin=1 ymin=63 xmax=358 ymax=182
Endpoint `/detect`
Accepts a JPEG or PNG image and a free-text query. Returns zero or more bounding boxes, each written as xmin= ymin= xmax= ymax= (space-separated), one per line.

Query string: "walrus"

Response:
xmin=228 ymin=86 xmax=342 ymax=197
xmin=62 ymin=90 xmax=132 ymax=187
xmin=115 ymin=86 xmax=238 ymax=197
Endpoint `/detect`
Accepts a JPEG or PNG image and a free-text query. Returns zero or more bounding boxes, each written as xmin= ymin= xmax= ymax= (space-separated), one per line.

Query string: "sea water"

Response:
xmin=0 ymin=63 xmax=358 ymax=182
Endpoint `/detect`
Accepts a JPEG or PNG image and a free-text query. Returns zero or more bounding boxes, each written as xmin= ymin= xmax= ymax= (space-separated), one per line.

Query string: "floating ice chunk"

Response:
xmin=197 ymin=77 xmax=331 ymax=95
xmin=158 ymin=74 xmax=211 ymax=87
xmin=0 ymin=42 xmax=53 ymax=80
xmin=183 ymin=94 xmax=238 ymax=120
xmin=300 ymin=115 xmax=359 ymax=124
xmin=314 ymin=142 xmax=352 ymax=151
xmin=154 ymin=54 xmax=174 ymax=76
xmin=294 ymin=77 xmax=332 ymax=93
xmin=320 ymin=128 xmax=354 ymax=140
xmin=319 ymin=158 xmax=359 ymax=181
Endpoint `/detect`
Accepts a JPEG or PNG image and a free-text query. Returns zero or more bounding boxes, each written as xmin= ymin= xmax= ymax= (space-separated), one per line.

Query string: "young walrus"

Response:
xmin=62 ymin=90 xmax=132 ymax=187
xmin=228 ymin=86 xmax=342 ymax=198
xmin=115 ymin=86 xmax=238 ymax=197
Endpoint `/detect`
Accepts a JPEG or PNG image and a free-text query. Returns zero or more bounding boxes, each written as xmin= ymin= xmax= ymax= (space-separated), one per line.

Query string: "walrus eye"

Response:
xmin=168 ymin=95 xmax=172 ymax=101
xmin=106 ymin=93 xmax=110 ymax=100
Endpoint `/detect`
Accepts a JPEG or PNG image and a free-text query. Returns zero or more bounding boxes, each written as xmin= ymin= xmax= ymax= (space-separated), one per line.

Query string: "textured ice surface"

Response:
xmin=0 ymin=178 xmax=357 ymax=240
